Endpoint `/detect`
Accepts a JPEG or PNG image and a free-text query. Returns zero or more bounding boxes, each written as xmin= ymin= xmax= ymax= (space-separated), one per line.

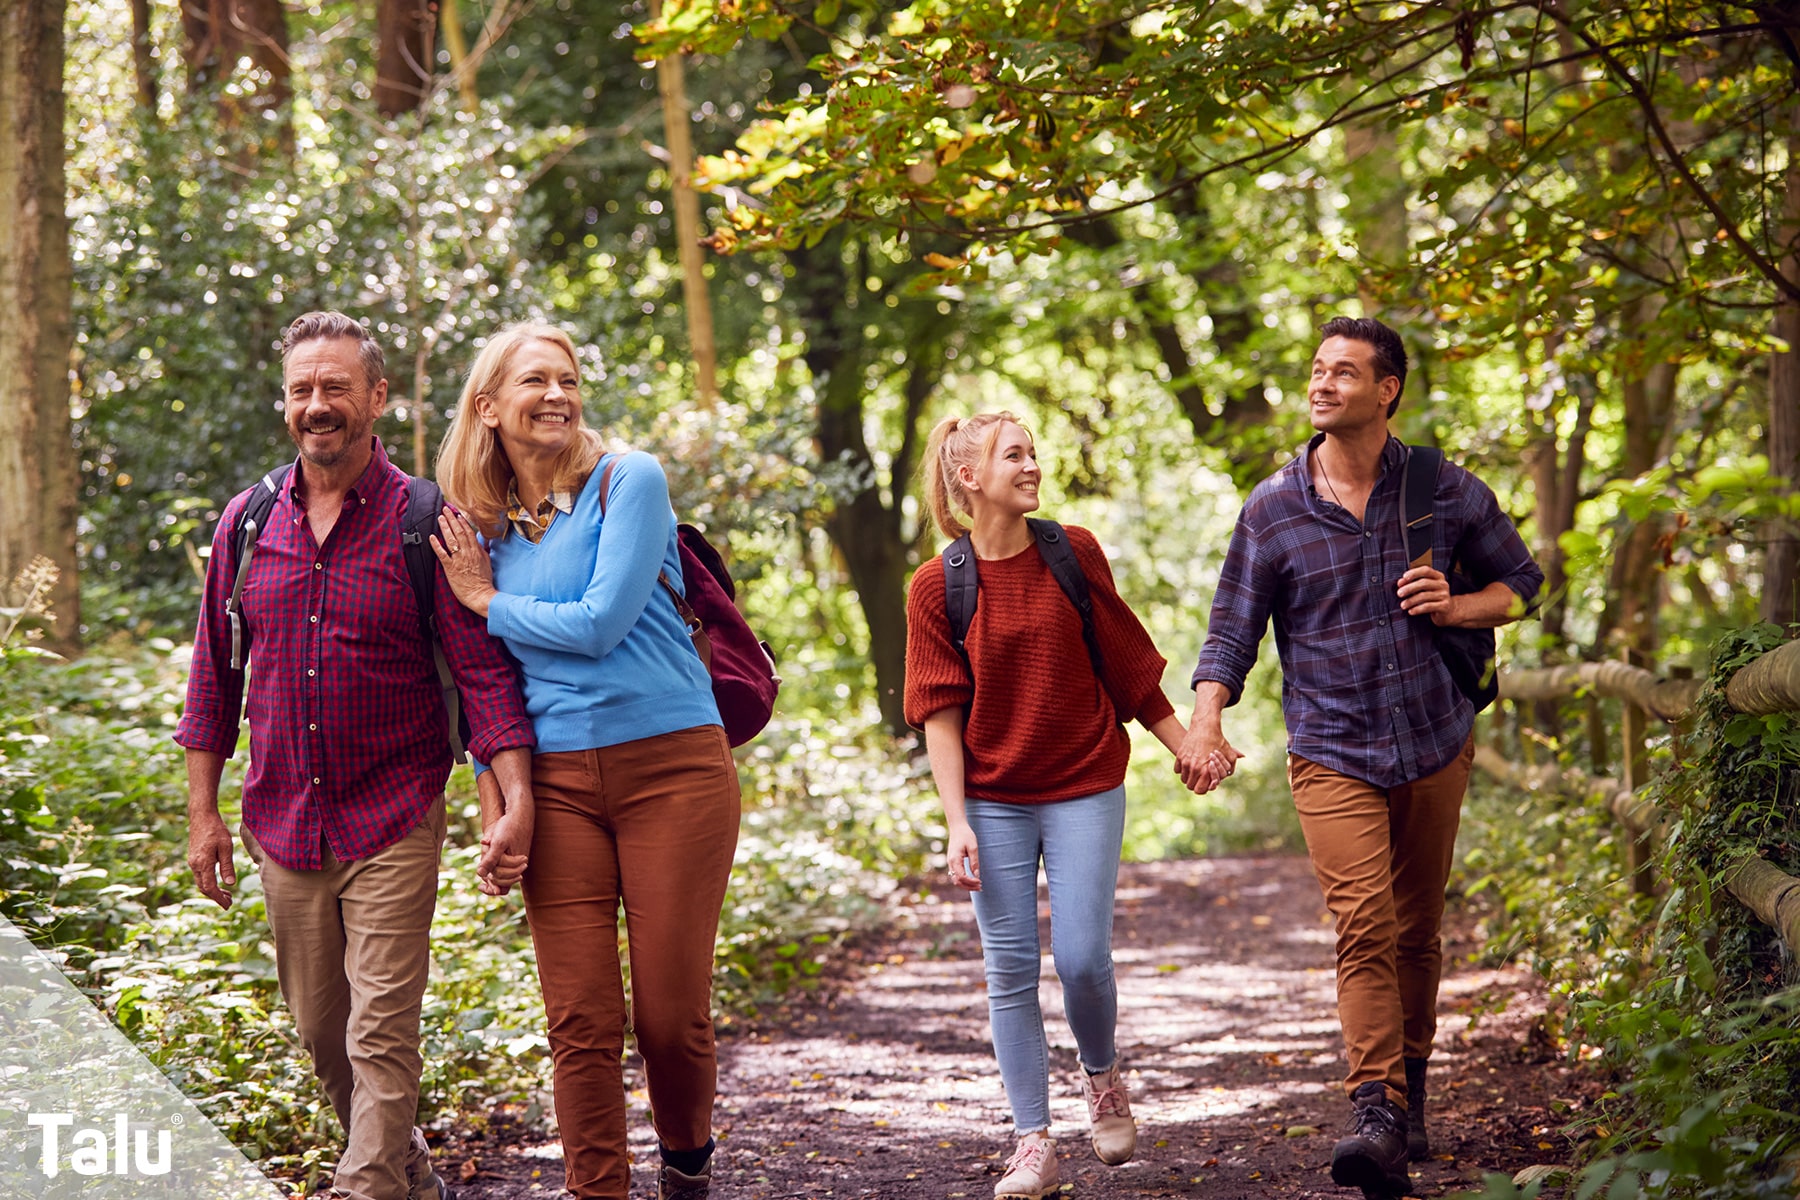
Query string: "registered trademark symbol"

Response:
xmin=169 ymin=1113 xmax=185 ymax=1126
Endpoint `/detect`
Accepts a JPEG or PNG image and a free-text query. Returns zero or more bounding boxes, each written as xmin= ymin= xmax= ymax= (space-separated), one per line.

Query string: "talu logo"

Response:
xmin=26 ymin=1112 xmax=174 ymax=1177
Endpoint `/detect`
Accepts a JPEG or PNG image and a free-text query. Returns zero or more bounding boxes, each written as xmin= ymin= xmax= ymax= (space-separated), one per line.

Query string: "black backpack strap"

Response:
xmin=399 ymin=477 xmax=468 ymax=763
xmin=226 ymin=463 xmax=291 ymax=671
xmin=1399 ymin=446 xmax=1442 ymax=570
xmin=1028 ymin=518 xmax=1105 ymax=682
xmin=941 ymin=532 xmax=979 ymax=675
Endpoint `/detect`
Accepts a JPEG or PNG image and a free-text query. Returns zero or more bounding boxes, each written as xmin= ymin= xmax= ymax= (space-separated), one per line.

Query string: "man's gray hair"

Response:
xmin=281 ymin=311 xmax=386 ymax=388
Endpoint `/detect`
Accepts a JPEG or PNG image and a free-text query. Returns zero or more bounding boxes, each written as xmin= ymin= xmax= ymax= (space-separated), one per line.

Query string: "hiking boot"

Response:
xmin=1077 ymin=1062 xmax=1137 ymax=1165
xmin=658 ymin=1159 xmax=712 ymax=1199
xmin=1403 ymin=1057 xmax=1430 ymax=1162
xmin=407 ymin=1173 xmax=453 ymax=1200
xmin=1330 ymin=1081 xmax=1412 ymax=1197
xmin=994 ymin=1131 xmax=1060 ymax=1199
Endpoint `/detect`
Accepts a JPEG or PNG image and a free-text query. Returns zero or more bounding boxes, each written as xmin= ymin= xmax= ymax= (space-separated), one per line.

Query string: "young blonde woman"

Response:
xmin=430 ymin=323 xmax=740 ymax=1200
xmin=904 ymin=412 xmax=1213 ymax=1199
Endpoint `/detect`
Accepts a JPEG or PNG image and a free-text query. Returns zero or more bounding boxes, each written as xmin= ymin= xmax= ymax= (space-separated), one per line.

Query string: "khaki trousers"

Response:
xmin=523 ymin=726 xmax=742 ymax=1200
xmin=243 ymin=799 xmax=445 ymax=1200
xmin=1288 ymin=738 xmax=1474 ymax=1104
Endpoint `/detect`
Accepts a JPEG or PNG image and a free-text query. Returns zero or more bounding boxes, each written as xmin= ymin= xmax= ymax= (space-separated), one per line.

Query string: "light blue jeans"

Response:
xmin=965 ymin=785 xmax=1127 ymax=1134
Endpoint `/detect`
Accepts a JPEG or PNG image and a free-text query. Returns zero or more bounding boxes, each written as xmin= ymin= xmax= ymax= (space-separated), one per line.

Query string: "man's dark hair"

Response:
xmin=1319 ymin=315 xmax=1406 ymax=418
xmin=281 ymin=311 xmax=386 ymax=389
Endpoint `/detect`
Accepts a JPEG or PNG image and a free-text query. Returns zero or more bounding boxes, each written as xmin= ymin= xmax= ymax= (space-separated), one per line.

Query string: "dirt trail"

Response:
xmin=448 ymin=856 xmax=1595 ymax=1199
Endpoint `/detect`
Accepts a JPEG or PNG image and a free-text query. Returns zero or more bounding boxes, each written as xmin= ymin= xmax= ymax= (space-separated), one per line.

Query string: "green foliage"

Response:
xmin=1455 ymin=629 xmax=1800 ymax=1198
xmin=0 ymin=639 xmax=957 ymax=1174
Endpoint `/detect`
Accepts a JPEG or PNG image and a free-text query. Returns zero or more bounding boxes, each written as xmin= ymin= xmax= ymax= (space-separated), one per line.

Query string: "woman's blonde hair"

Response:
xmin=436 ymin=323 xmax=606 ymax=537
xmin=921 ymin=410 xmax=1027 ymax=539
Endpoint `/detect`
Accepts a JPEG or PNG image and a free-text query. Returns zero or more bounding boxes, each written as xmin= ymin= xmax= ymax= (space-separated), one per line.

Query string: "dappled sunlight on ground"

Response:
xmin=450 ymin=856 xmax=1595 ymax=1199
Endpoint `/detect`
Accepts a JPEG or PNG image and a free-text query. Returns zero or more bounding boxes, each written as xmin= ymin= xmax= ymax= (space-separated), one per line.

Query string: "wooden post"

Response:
xmin=1668 ymin=665 xmax=1693 ymax=767
xmin=1488 ymin=697 xmax=1509 ymax=754
xmin=1586 ymin=693 xmax=1608 ymax=776
xmin=1620 ymin=696 xmax=1653 ymax=895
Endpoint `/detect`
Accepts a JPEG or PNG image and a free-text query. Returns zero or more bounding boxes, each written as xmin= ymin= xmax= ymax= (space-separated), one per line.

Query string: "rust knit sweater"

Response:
xmin=904 ymin=524 xmax=1177 ymax=804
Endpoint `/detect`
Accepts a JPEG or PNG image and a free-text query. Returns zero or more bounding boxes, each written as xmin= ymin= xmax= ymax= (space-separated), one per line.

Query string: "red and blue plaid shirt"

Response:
xmin=176 ymin=439 xmax=534 ymax=869
xmin=1192 ymin=435 xmax=1543 ymax=788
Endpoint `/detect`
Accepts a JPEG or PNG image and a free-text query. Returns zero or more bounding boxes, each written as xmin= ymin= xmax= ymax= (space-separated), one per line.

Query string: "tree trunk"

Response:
xmin=648 ymin=0 xmax=719 ymax=407
xmin=1765 ymin=108 xmax=1800 ymax=629
xmin=440 ymin=0 xmax=478 ymax=114
xmin=0 ymin=0 xmax=81 ymax=653
xmin=376 ymin=0 xmax=434 ymax=117
xmin=131 ymin=0 xmax=156 ymax=111
xmin=180 ymin=0 xmax=289 ymax=139
xmin=791 ymin=238 xmax=931 ymax=737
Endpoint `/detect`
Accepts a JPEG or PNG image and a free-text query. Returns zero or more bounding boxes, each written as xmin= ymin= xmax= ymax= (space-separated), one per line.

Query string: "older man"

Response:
xmin=177 ymin=312 xmax=536 ymax=1200
xmin=1178 ymin=316 xmax=1543 ymax=1198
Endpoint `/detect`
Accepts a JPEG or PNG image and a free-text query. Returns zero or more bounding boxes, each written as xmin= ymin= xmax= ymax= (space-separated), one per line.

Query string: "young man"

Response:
xmin=1177 ymin=316 xmax=1543 ymax=1197
xmin=177 ymin=312 xmax=537 ymax=1200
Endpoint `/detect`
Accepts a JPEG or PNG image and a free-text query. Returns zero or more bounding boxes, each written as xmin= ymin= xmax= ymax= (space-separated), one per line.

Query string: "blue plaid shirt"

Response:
xmin=1192 ymin=435 xmax=1543 ymax=788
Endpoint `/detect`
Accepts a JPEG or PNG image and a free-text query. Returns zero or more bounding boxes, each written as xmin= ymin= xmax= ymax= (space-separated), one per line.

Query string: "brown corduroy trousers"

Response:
xmin=1288 ymin=736 xmax=1475 ymax=1106
xmin=523 ymin=726 xmax=742 ymax=1199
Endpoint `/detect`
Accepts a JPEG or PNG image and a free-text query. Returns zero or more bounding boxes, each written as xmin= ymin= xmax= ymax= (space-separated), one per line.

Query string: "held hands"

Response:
xmin=946 ymin=821 xmax=982 ymax=892
xmin=476 ymin=808 xmax=532 ymax=897
xmin=1174 ymin=722 xmax=1243 ymax=796
xmin=428 ymin=508 xmax=497 ymax=617
xmin=1397 ymin=565 xmax=1456 ymax=626
xmin=187 ymin=810 xmax=237 ymax=909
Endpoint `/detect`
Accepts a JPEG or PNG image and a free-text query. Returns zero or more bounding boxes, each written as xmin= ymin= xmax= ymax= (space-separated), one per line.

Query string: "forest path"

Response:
xmin=451 ymin=856 xmax=1593 ymax=1199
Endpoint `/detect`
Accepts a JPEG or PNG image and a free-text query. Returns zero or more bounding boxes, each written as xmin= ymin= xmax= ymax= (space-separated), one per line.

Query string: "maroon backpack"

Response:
xmin=597 ymin=457 xmax=779 ymax=746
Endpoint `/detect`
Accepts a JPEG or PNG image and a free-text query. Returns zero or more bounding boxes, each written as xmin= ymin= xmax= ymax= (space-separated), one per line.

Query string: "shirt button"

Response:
xmin=312 ymin=777 xmax=321 ymax=785
xmin=309 ymin=723 xmax=317 ymax=731
xmin=310 ymin=615 xmax=318 ymax=623
xmin=1364 ymin=530 xmax=1372 ymax=538
xmin=1377 ymin=617 xmax=1387 ymax=626
xmin=1386 ymin=662 xmax=1396 ymax=670
xmin=307 ymin=668 xmax=316 ymax=677
xmin=314 ymin=562 xmax=323 ymax=570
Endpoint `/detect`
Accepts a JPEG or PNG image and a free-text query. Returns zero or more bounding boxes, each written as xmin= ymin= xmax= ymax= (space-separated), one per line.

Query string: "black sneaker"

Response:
xmin=1404 ymin=1057 xmax=1431 ymax=1162
xmin=1331 ymin=1081 xmax=1413 ymax=1197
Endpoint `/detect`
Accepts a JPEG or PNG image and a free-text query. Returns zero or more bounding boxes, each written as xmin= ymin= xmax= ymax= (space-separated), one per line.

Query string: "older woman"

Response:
xmin=431 ymin=323 xmax=739 ymax=1200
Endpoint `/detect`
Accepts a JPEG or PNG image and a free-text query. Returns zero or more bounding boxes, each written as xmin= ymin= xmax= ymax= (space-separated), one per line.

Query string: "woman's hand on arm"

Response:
xmin=922 ymin=709 xmax=980 ymax=892
xmin=429 ymin=508 xmax=498 ymax=618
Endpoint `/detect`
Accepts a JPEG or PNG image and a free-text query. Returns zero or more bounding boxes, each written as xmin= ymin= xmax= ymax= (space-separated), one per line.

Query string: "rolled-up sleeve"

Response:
xmin=174 ymin=494 xmax=251 ymax=757
xmin=1453 ymin=471 xmax=1544 ymax=614
xmin=1190 ymin=510 xmax=1275 ymax=706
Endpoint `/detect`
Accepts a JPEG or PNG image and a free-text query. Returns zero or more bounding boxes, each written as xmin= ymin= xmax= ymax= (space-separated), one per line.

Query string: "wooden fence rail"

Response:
xmin=1483 ymin=637 xmax=1800 ymax=954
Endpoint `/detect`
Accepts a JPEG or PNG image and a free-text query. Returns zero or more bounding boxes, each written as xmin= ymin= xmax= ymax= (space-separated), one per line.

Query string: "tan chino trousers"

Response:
xmin=243 ymin=799 xmax=445 ymax=1200
xmin=1288 ymin=737 xmax=1474 ymax=1105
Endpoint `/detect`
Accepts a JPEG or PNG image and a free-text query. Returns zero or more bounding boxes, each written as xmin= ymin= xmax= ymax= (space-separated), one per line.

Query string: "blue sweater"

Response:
xmin=484 ymin=451 xmax=720 ymax=753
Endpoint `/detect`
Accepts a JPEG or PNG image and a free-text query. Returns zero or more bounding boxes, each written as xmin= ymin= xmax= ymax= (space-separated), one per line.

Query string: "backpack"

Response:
xmin=1398 ymin=446 xmax=1499 ymax=713
xmin=941 ymin=517 xmax=1106 ymax=688
xmin=224 ymin=463 xmax=472 ymax=761
xmin=595 ymin=456 xmax=780 ymax=747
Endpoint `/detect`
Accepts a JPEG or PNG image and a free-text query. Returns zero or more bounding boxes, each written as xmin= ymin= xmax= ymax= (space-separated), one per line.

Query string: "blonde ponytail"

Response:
xmin=921 ymin=410 xmax=1024 ymax=540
